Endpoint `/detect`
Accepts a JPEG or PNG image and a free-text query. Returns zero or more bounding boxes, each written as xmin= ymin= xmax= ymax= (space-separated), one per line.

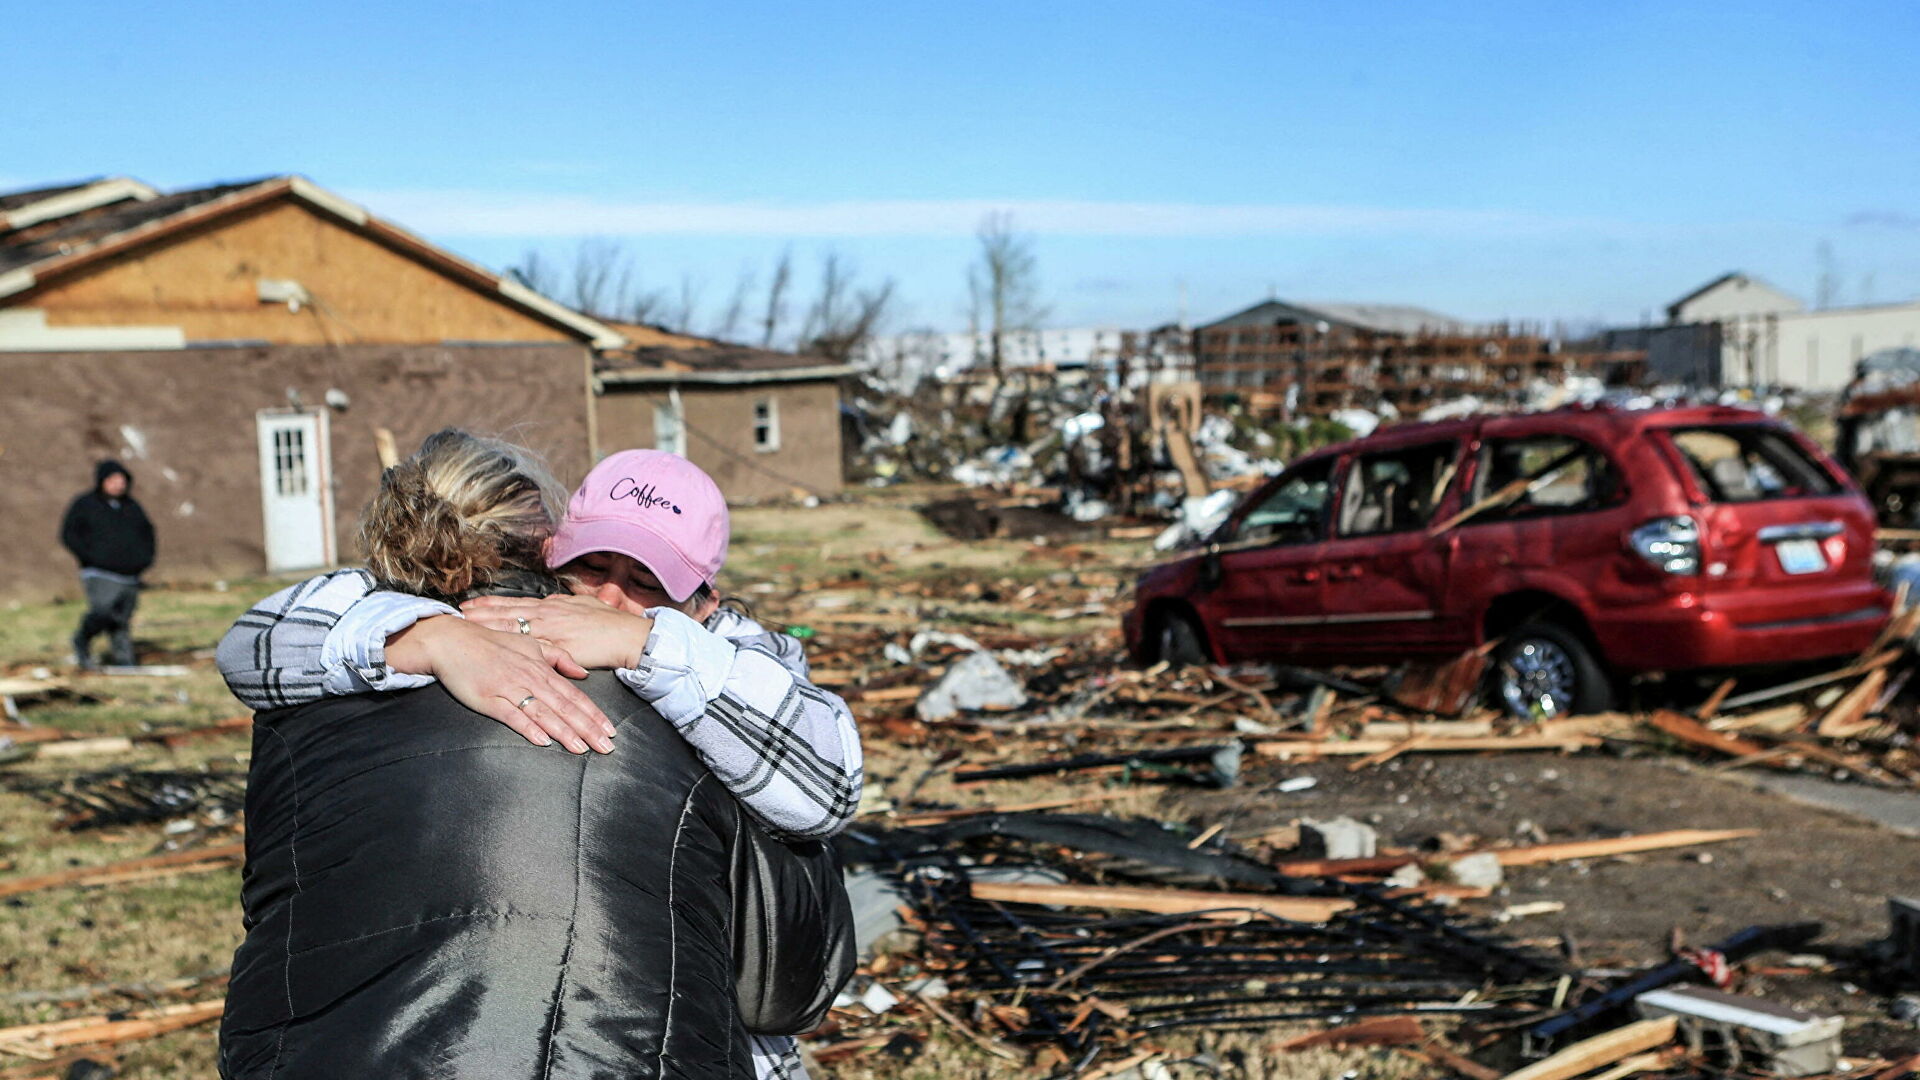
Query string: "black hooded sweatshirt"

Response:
xmin=60 ymin=461 xmax=155 ymax=576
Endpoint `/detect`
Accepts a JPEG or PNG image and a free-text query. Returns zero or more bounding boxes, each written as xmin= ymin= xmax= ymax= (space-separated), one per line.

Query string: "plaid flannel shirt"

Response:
xmin=216 ymin=568 xmax=862 ymax=1079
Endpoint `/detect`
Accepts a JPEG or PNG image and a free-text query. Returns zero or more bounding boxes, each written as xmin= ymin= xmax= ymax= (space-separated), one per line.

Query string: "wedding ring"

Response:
xmin=516 ymin=695 xmax=536 ymax=710
xmin=516 ymin=617 xmax=533 ymax=635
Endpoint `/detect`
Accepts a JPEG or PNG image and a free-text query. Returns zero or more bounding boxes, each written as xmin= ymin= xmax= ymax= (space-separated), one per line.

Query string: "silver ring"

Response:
xmin=515 ymin=695 xmax=536 ymax=710
xmin=516 ymin=617 xmax=532 ymax=635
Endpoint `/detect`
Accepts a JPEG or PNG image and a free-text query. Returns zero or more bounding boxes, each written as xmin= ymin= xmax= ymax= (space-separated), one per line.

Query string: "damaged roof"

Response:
xmin=0 ymin=174 xmax=625 ymax=348
xmin=1202 ymin=297 xmax=1466 ymax=336
xmin=597 ymin=340 xmax=854 ymax=386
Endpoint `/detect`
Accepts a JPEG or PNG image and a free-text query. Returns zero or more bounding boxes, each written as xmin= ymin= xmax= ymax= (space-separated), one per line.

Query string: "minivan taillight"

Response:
xmin=1630 ymin=516 xmax=1701 ymax=575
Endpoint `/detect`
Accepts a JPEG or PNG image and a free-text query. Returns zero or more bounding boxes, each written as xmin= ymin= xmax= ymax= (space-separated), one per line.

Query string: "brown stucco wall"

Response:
xmin=24 ymin=198 xmax=574 ymax=345
xmin=0 ymin=344 xmax=591 ymax=600
xmin=594 ymin=379 xmax=845 ymax=501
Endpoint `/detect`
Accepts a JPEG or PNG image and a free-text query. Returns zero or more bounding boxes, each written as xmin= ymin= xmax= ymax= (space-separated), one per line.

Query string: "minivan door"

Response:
xmin=1314 ymin=440 xmax=1466 ymax=660
xmin=1206 ymin=458 xmax=1336 ymax=661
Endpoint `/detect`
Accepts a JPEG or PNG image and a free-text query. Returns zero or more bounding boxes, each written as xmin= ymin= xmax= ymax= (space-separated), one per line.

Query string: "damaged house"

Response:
xmin=0 ymin=174 xmax=624 ymax=598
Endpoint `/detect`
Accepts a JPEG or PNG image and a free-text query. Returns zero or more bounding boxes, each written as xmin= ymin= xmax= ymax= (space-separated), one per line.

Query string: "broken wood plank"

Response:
xmin=1278 ymin=1015 xmax=1425 ymax=1052
xmin=882 ymin=788 xmax=1139 ymax=825
xmin=1718 ymin=649 xmax=1902 ymax=711
xmin=137 ymin=715 xmax=252 ymax=747
xmin=0 ymin=842 xmax=245 ymax=899
xmin=1696 ymin=678 xmax=1736 ymax=721
xmin=1255 ymin=733 xmax=1600 ymax=760
xmin=1645 ymin=710 xmax=1766 ymax=758
xmin=1348 ymin=733 xmax=1433 ymax=772
xmin=1275 ymin=829 xmax=1756 ymax=877
xmin=1816 ymin=668 xmax=1888 ymax=739
xmin=31 ymin=736 xmax=136 ymax=758
xmin=966 ymin=880 xmax=1354 ymax=923
xmin=0 ymin=998 xmax=224 ymax=1057
xmin=1713 ymin=703 xmax=1808 ymax=734
xmin=1497 ymin=1016 xmax=1677 ymax=1080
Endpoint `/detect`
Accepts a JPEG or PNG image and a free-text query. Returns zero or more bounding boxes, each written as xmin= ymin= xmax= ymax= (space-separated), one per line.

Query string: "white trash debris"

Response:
xmin=916 ymin=651 xmax=1029 ymax=721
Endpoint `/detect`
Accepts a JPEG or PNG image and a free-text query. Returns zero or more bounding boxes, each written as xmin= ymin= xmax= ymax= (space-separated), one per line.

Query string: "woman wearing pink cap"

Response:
xmin=219 ymin=445 xmax=862 ymax=1080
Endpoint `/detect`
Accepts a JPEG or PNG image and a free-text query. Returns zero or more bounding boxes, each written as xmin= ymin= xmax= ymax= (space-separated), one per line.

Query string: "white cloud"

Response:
xmin=344 ymin=189 xmax=1601 ymax=239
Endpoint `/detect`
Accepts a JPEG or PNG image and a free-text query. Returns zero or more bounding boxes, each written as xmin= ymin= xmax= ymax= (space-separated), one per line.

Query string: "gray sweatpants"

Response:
xmin=75 ymin=574 xmax=140 ymax=667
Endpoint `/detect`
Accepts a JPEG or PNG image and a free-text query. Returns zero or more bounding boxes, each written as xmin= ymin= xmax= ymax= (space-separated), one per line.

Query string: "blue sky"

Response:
xmin=8 ymin=1 xmax=1918 ymax=336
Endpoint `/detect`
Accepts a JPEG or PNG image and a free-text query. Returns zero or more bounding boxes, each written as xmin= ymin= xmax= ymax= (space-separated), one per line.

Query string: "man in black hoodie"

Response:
xmin=60 ymin=460 xmax=155 ymax=668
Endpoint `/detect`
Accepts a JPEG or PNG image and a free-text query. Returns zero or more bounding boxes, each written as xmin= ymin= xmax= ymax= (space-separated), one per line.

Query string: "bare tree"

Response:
xmin=661 ymin=272 xmax=704 ymax=334
xmin=506 ymin=248 xmax=562 ymax=296
xmin=969 ymin=211 xmax=1050 ymax=377
xmin=799 ymin=249 xmax=895 ymax=364
xmin=711 ymin=267 xmax=754 ymax=342
xmin=761 ymin=248 xmax=793 ymax=349
xmin=569 ymin=238 xmax=636 ymax=318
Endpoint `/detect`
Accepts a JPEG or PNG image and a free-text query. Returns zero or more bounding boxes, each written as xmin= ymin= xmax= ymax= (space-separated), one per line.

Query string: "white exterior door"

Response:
xmin=256 ymin=410 xmax=336 ymax=572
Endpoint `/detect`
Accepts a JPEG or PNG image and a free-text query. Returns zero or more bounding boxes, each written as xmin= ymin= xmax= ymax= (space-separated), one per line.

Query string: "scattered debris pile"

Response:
xmin=6 ymin=767 xmax=247 ymax=831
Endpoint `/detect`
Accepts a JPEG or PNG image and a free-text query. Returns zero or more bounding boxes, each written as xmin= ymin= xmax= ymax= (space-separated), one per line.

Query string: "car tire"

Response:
xmin=1156 ymin=611 xmax=1210 ymax=668
xmin=1490 ymin=622 xmax=1613 ymax=719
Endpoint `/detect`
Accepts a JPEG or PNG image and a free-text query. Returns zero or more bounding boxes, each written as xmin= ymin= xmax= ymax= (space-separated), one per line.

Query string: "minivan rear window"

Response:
xmin=1667 ymin=426 xmax=1839 ymax=503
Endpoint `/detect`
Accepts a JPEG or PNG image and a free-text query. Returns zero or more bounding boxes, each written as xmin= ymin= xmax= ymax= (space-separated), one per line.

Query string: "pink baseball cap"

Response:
xmin=547 ymin=450 xmax=730 ymax=602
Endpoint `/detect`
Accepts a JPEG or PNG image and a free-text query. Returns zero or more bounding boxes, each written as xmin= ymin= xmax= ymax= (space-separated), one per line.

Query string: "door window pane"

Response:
xmin=1338 ymin=442 xmax=1458 ymax=537
xmin=273 ymin=428 xmax=308 ymax=496
xmin=1238 ymin=460 xmax=1334 ymax=545
xmin=1474 ymin=435 xmax=1617 ymax=520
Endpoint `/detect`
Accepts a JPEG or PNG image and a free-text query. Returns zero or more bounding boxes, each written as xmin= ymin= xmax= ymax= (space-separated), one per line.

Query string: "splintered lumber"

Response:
xmin=1645 ymin=710 xmax=1765 ymax=758
xmin=0 ymin=998 xmax=225 ymax=1057
xmin=1816 ymin=668 xmax=1888 ymax=739
xmin=1275 ymin=829 xmax=1757 ymax=877
xmin=885 ymin=788 xmax=1138 ymax=825
xmin=1718 ymin=648 xmax=1901 ymax=712
xmin=138 ymin=715 xmax=252 ymax=747
xmin=1278 ymin=1015 xmax=1425 ymax=1052
xmin=965 ymin=881 xmax=1354 ymax=923
xmin=32 ymin=736 xmax=136 ymax=759
xmin=1714 ymin=703 xmax=1808 ymax=734
xmin=0 ymin=726 xmax=81 ymax=745
xmin=1348 ymin=733 xmax=1433 ymax=772
xmin=1497 ymin=1016 xmax=1677 ymax=1080
xmin=1696 ymin=678 xmax=1736 ymax=720
xmin=1255 ymin=732 xmax=1600 ymax=761
xmin=0 ymin=842 xmax=245 ymax=899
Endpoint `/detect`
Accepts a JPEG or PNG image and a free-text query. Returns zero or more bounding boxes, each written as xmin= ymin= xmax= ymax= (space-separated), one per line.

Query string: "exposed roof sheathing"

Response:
xmin=0 ymin=175 xmax=625 ymax=348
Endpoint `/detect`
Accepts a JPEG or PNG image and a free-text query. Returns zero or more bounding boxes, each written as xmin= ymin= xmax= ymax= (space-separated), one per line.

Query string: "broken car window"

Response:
xmin=1473 ymin=435 xmax=1618 ymax=520
xmin=1669 ymin=427 xmax=1839 ymax=503
xmin=1238 ymin=460 xmax=1333 ymax=546
xmin=1337 ymin=442 xmax=1458 ymax=537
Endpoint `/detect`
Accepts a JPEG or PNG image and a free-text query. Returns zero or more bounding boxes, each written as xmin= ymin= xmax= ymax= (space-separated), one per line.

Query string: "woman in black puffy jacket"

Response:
xmin=219 ymin=431 xmax=848 ymax=1080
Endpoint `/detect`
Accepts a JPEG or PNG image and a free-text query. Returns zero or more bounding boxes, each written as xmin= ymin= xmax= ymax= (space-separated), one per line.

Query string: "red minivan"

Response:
xmin=1124 ymin=405 xmax=1890 ymax=716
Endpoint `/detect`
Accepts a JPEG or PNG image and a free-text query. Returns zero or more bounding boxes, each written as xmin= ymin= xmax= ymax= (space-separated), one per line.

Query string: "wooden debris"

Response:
xmin=0 ymin=998 xmax=225 ymax=1058
xmin=1496 ymin=1016 xmax=1677 ymax=1080
xmin=31 ymin=737 xmax=136 ymax=759
xmin=1816 ymin=668 xmax=1888 ymax=739
xmin=1278 ymin=1015 xmax=1425 ymax=1052
xmin=966 ymin=880 xmax=1354 ymax=922
xmin=1256 ymin=733 xmax=1601 ymax=761
xmin=1695 ymin=678 xmax=1736 ymax=720
xmin=1645 ymin=710 xmax=1765 ymax=758
xmin=0 ymin=842 xmax=245 ymax=899
xmin=1276 ymin=828 xmax=1756 ymax=877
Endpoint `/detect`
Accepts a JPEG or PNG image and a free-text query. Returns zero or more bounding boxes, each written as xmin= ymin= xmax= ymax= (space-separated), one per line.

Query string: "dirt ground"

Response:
xmin=3 ymin=487 xmax=1918 ymax=1077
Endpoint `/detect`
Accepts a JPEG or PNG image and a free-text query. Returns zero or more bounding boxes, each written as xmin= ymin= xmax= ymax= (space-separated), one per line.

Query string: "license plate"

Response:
xmin=1775 ymin=538 xmax=1828 ymax=575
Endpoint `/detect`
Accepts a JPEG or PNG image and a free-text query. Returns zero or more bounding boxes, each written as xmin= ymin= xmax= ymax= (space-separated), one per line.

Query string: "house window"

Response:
xmin=752 ymin=397 xmax=780 ymax=452
xmin=654 ymin=400 xmax=686 ymax=456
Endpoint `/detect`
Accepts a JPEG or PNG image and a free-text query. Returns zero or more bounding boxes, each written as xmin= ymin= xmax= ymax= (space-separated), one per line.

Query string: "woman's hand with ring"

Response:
xmin=462 ymin=594 xmax=656 ymax=671
xmin=386 ymin=616 xmax=615 ymax=754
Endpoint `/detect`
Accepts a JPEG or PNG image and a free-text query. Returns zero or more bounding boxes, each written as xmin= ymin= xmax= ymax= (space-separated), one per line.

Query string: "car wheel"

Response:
xmin=1490 ymin=622 xmax=1612 ymax=719
xmin=1156 ymin=611 xmax=1209 ymax=668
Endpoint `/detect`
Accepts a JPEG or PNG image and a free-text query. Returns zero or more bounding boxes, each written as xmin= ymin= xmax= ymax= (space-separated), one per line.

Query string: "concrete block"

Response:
xmin=1299 ymin=816 xmax=1377 ymax=860
xmin=1635 ymin=985 xmax=1842 ymax=1077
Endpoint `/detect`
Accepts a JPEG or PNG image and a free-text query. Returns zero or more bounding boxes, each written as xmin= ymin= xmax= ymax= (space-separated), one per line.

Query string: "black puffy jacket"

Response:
xmin=220 ymin=671 xmax=851 ymax=1079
